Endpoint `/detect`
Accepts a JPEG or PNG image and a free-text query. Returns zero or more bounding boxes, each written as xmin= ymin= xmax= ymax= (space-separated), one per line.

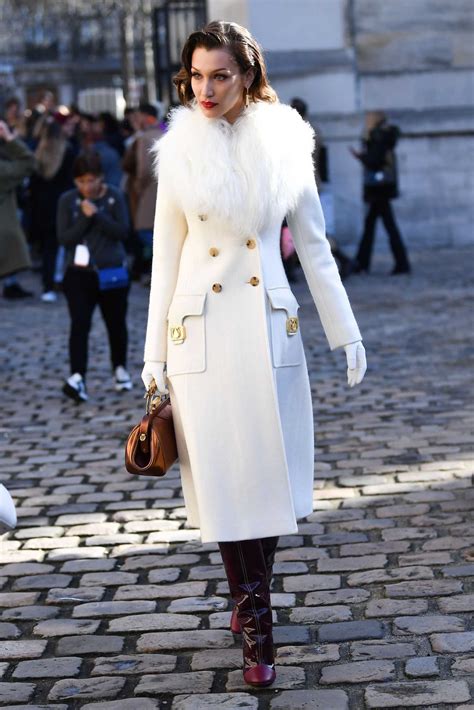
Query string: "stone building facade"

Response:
xmin=1 ymin=0 xmax=472 ymax=247
xmin=209 ymin=0 xmax=474 ymax=248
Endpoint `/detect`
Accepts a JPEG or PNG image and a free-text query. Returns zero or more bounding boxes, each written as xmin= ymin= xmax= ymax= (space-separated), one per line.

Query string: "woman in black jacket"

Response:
xmin=351 ymin=111 xmax=410 ymax=275
xmin=57 ymin=151 xmax=132 ymax=402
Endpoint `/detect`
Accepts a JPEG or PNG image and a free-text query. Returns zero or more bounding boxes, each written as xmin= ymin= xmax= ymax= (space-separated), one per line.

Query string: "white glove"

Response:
xmin=141 ymin=361 xmax=168 ymax=394
xmin=344 ymin=341 xmax=367 ymax=388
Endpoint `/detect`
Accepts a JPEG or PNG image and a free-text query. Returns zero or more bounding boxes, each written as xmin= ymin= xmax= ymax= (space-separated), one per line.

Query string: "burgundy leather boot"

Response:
xmin=219 ymin=539 xmax=276 ymax=687
xmin=230 ymin=536 xmax=278 ymax=634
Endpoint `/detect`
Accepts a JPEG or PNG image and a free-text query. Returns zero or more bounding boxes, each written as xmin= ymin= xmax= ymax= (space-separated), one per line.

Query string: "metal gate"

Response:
xmin=153 ymin=0 xmax=207 ymax=108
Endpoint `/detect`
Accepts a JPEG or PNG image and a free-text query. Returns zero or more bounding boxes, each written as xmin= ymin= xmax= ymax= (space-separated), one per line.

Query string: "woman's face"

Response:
xmin=190 ymin=47 xmax=254 ymax=124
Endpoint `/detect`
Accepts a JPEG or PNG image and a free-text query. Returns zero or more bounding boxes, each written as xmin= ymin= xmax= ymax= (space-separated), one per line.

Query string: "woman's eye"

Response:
xmin=215 ymin=74 xmax=227 ymax=81
xmin=191 ymin=73 xmax=201 ymax=79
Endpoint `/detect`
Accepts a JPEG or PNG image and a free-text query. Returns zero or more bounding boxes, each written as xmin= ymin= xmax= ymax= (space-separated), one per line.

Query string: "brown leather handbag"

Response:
xmin=125 ymin=383 xmax=178 ymax=476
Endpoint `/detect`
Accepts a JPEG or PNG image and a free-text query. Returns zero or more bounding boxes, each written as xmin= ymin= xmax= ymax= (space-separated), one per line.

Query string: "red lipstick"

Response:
xmin=202 ymin=101 xmax=217 ymax=109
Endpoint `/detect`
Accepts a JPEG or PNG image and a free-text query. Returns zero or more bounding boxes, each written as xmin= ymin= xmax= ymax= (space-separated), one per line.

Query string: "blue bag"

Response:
xmin=97 ymin=266 xmax=130 ymax=291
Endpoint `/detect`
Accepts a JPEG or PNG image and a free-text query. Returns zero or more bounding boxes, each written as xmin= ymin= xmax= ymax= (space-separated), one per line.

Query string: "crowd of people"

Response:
xmin=0 ymin=92 xmax=167 ymax=401
xmin=1 ymin=92 xmax=165 ymax=298
xmin=0 ymin=91 xmax=409 ymax=402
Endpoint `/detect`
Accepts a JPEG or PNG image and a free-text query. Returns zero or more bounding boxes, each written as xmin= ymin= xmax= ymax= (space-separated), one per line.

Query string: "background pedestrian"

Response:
xmin=351 ymin=110 xmax=411 ymax=275
xmin=123 ymin=103 xmax=163 ymax=278
xmin=57 ymin=151 xmax=132 ymax=402
xmin=30 ymin=117 xmax=75 ymax=302
xmin=0 ymin=120 xmax=35 ymax=299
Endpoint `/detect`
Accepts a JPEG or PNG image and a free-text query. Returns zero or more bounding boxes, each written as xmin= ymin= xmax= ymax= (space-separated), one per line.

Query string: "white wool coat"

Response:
xmin=144 ymin=101 xmax=362 ymax=543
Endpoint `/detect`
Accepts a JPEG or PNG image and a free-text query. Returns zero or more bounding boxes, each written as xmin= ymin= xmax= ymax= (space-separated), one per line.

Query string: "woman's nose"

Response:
xmin=203 ymin=81 xmax=214 ymax=98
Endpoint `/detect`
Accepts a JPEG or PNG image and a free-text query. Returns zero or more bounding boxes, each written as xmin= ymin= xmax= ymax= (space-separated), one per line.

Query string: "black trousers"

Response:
xmin=356 ymin=197 xmax=410 ymax=271
xmin=63 ymin=267 xmax=129 ymax=377
xmin=41 ymin=229 xmax=58 ymax=293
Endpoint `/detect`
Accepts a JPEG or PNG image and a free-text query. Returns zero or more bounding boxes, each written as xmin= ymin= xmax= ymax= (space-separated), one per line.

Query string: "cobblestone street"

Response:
xmin=0 ymin=247 xmax=473 ymax=710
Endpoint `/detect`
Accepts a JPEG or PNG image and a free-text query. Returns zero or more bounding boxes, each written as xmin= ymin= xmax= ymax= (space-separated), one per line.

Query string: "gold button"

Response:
xmin=246 ymin=239 xmax=256 ymax=249
xmin=212 ymin=283 xmax=222 ymax=293
xmin=198 ymin=214 xmax=208 ymax=221
xmin=209 ymin=247 xmax=219 ymax=257
xmin=249 ymin=276 xmax=260 ymax=286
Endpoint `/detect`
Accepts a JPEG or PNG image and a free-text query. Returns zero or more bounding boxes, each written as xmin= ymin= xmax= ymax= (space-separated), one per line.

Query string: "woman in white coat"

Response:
xmin=142 ymin=21 xmax=366 ymax=688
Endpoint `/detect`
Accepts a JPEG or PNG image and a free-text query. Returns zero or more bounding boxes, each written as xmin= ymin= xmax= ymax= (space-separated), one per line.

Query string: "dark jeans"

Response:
xmin=356 ymin=198 xmax=410 ymax=271
xmin=63 ymin=267 xmax=129 ymax=377
xmin=41 ymin=230 xmax=58 ymax=293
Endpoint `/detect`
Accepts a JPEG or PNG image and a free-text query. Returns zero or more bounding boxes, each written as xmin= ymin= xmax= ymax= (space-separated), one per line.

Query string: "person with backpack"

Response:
xmin=351 ymin=110 xmax=411 ymax=275
xmin=57 ymin=151 xmax=132 ymax=402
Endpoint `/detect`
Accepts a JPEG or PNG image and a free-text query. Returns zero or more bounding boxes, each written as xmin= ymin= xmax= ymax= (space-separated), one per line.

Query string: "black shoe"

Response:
xmin=3 ymin=284 xmax=34 ymax=299
xmin=62 ymin=373 xmax=88 ymax=403
xmin=391 ymin=265 xmax=411 ymax=275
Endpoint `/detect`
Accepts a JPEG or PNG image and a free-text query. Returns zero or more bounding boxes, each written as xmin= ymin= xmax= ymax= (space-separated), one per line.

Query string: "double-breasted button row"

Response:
xmin=246 ymin=239 xmax=256 ymax=249
xmin=249 ymin=276 xmax=260 ymax=287
xmin=212 ymin=283 xmax=222 ymax=293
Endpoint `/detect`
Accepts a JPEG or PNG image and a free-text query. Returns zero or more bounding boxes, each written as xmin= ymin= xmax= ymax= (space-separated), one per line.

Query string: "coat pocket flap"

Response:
xmin=266 ymin=287 xmax=300 ymax=315
xmin=168 ymin=293 xmax=207 ymax=324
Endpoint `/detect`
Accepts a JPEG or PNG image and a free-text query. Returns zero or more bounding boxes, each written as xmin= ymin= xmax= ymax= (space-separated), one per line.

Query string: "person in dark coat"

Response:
xmin=30 ymin=117 xmax=75 ymax=301
xmin=0 ymin=121 xmax=35 ymax=299
xmin=351 ymin=110 xmax=410 ymax=275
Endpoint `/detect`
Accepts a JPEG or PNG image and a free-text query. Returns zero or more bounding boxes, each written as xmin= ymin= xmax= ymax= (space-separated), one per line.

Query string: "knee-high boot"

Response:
xmin=230 ymin=536 xmax=278 ymax=633
xmin=219 ymin=539 xmax=276 ymax=687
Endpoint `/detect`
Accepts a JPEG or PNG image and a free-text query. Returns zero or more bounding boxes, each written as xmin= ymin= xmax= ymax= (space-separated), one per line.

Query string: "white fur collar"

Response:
xmin=153 ymin=100 xmax=315 ymax=236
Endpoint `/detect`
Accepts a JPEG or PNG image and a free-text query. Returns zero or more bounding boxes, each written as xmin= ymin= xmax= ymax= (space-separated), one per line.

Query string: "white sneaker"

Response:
xmin=63 ymin=373 xmax=88 ymax=402
xmin=41 ymin=291 xmax=57 ymax=303
xmin=115 ymin=366 xmax=132 ymax=391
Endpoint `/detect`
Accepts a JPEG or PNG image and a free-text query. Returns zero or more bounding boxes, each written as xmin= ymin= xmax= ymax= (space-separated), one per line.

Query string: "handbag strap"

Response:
xmin=138 ymin=396 xmax=171 ymax=454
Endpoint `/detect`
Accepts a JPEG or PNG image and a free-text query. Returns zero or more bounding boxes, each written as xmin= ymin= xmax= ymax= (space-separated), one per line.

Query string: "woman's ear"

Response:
xmin=245 ymin=68 xmax=256 ymax=90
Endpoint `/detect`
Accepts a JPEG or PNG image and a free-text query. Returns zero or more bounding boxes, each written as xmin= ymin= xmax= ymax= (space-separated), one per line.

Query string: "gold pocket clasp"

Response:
xmin=170 ymin=325 xmax=186 ymax=344
xmin=286 ymin=316 xmax=299 ymax=335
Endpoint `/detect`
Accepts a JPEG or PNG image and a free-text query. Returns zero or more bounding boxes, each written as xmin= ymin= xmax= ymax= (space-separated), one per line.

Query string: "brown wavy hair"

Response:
xmin=174 ymin=20 xmax=278 ymax=106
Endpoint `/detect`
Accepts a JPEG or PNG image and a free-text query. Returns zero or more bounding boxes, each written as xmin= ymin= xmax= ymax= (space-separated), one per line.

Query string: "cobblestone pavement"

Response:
xmin=0 ymin=247 xmax=473 ymax=710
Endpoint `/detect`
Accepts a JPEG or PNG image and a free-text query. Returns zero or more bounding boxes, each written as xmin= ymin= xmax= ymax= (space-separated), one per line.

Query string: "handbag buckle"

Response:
xmin=286 ymin=316 xmax=299 ymax=335
xmin=170 ymin=325 xmax=186 ymax=344
xmin=145 ymin=381 xmax=168 ymax=414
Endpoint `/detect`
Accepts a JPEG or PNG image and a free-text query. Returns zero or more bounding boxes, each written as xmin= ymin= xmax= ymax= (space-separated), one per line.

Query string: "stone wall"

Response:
xmin=217 ymin=0 xmax=474 ymax=248
xmin=351 ymin=0 xmax=474 ymax=248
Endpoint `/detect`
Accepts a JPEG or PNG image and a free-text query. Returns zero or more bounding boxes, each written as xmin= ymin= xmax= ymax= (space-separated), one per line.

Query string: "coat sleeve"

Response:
xmin=56 ymin=193 xmax=91 ymax=246
xmin=94 ymin=189 xmax=129 ymax=242
xmin=287 ymin=178 xmax=362 ymax=350
xmin=0 ymin=139 xmax=35 ymax=191
xmin=143 ymin=168 xmax=188 ymax=362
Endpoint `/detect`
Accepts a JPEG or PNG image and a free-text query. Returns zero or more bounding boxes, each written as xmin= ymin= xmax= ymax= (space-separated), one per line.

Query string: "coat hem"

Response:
xmin=198 ymin=521 xmax=299 ymax=544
